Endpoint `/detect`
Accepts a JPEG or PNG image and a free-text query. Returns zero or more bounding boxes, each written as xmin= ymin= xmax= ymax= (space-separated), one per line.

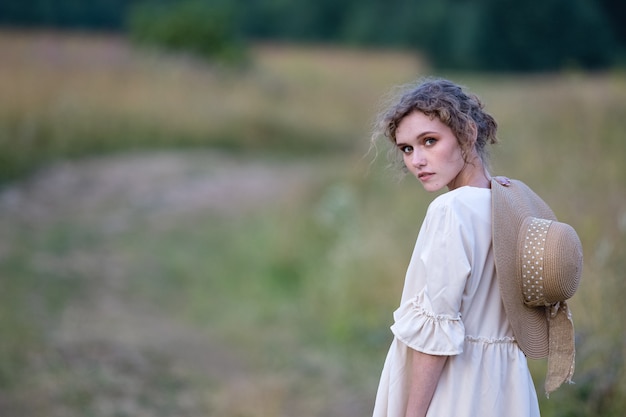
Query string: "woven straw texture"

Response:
xmin=491 ymin=178 xmax=557 ymax=359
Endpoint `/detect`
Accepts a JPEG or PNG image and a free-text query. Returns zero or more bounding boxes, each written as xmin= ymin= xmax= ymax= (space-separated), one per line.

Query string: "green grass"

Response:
xmin=1 ymin=30 xmax=626 ymax=416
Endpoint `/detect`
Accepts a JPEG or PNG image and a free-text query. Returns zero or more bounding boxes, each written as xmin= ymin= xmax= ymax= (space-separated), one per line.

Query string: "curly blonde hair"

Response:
xmin=373 ymin=78 xmax=498 ymax=169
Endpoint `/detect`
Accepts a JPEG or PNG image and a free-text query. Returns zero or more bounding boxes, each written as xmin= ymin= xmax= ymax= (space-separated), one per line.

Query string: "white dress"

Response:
xmin=372 ymin=186 xmax=540 ymax=417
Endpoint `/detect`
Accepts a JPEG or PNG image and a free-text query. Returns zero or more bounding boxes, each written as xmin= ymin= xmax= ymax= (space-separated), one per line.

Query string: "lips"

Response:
xmin=418 ymin=172 xmax=434 ymax=181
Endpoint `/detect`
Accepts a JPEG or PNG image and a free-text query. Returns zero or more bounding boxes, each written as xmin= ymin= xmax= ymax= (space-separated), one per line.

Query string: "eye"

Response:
xmin=399 ymin=145 xmax=413 ymax=154
xmin=424 ymin=137 xmax=437 ymax=146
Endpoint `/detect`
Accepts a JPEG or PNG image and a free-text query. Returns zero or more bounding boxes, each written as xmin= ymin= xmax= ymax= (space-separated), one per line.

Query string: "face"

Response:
xmin=395 ymin=111 xmax=469 ymax=192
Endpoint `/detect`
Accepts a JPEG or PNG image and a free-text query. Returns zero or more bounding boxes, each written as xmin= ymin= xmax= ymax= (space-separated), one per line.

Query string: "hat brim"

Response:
xmin=492 ymin=178 xmax=556 ymax=359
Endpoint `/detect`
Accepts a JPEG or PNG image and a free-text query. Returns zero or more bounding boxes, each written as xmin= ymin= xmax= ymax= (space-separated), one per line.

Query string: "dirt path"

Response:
xmin=1 ymin=151 xmax=371 ymax=417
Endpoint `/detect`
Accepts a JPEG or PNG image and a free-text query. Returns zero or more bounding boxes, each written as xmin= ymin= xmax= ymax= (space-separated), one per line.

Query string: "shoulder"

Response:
xmin=429 ymin=186 xmax=491 ymax=211
xmin=426 ymin=187 xmax=491 ymax=225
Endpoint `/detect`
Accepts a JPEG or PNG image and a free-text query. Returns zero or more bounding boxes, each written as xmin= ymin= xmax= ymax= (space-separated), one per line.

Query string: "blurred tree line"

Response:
xmin=1 ymin=0 xmax=625 ymax=71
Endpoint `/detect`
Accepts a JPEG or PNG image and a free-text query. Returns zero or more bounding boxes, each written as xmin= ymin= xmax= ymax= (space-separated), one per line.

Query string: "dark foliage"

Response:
xmin=0 ymin=0 xmax=623 ymax=71
xmin=127 ymin=0 xmax=247 ymax=65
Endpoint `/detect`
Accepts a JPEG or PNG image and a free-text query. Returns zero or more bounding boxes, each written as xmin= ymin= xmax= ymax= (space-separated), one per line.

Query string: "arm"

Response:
xmin=405 ymin=348 xmax=448 ymax=417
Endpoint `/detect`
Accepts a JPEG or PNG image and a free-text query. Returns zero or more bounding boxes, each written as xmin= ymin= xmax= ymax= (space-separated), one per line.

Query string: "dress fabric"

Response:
xmin=372 ymin=186 xmax=540 ymax=417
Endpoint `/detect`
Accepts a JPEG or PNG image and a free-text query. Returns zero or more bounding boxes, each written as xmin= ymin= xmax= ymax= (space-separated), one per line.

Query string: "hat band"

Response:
xmin=521 ymin=218 xmax=552 ymax=307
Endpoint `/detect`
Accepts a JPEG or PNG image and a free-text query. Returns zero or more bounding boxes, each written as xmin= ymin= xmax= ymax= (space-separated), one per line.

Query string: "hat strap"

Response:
xmin=544 ymin=301 xmax=576 ymax=396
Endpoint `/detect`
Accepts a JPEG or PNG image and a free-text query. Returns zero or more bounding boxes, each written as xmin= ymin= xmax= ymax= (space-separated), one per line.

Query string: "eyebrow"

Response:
xmin=415 ymin=131 xmax=438 ymax=140
xmin=396 ymin=131 xmax=438 ymax=146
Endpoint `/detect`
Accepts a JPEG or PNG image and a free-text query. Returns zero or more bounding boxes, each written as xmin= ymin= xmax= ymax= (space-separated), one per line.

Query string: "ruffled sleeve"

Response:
xmin=390 ymin=197 xmax=474 ymax=356
xmin=391 ymin=290 xmax=465 ymax=355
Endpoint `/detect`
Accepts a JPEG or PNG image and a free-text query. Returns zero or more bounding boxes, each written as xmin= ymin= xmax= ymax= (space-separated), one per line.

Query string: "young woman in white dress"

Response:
xmin=371 ymin=78 xmax=541 ymax=417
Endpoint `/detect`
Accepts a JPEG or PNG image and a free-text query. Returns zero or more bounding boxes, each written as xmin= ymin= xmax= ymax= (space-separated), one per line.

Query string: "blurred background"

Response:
xmin=0 ymin=1 xmax=625 ymax=416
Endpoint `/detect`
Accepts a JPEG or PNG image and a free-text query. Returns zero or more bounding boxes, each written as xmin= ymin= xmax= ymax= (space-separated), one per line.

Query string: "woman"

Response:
xmin=371 ymin=78 xmax=541 ymax=417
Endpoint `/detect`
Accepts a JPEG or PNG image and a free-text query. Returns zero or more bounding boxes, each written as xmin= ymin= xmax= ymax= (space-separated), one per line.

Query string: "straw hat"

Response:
xmin=491 ymin=177 xmax=583 ymax=394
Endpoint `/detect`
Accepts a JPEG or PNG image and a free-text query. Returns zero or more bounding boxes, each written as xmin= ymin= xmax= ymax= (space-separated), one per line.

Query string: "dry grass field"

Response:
xmin=0 ymin=30 xmax=625 ymax=416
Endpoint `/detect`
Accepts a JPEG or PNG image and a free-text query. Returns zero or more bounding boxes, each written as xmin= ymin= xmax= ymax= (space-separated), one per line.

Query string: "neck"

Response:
xmin=448 ymin=158 xmax=490 ymax=190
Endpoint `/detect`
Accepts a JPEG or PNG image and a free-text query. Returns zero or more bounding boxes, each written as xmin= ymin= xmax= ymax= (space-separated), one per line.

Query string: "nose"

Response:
xmin=411 ymin=149 xmax=426 ymax=168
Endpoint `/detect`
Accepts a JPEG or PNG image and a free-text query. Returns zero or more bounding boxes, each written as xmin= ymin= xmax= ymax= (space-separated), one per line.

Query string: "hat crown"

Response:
xmin=520 ymin=217 xmax=583 ymax=307
xmin=541 ymin=220 xmax=583 ymax=302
